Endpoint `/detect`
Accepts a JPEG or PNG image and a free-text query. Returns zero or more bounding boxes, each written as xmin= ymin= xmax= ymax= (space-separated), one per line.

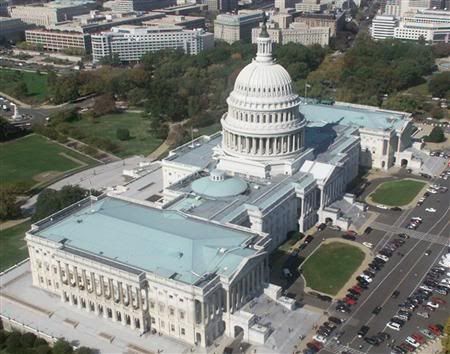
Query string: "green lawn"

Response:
xmin=0 ymin=68 xmax=49 ymax=103
xmin=71 ymin=113 xmax=163 ymax=158
xmin=302 ymin=242 xmax=365 ymax=295
xmin=0 ymin=134 xmax=97 ymax=190
xmin=0 ymin=221 xmax=30 ymax=271
xmin=370 ymin=179 xmax=426 ymax=206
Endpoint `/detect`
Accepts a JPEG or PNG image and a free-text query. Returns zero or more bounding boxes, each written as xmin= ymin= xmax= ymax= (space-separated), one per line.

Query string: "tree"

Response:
xmin=0 ymin=185 xmax=21 ymax=221
xmin=429 ymin=72 xmax=450 ymax=98
xmin=116 ymin=127 xmax=130 ymax=141
xmin=20 ymin=332 xmax=37 ymax=347
xmin=92 ymin=94 xmax=116 ymax=117
xmin=32 ymin=185 xmax=89 ymax=222
xmin=12 ymin=81 xmax=28 ymax=98
xmin=424 ymin=126 xmax=446 ymax=143
xmin=52 ymin=339 xmax=74 ymax=354
xmin=5 ymin=332 xmax=22 ymax=352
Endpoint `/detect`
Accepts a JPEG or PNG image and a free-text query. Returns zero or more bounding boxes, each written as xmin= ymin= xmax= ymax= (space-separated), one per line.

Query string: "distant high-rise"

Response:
xmin=207 ymin=0 xmax=237 ymax=12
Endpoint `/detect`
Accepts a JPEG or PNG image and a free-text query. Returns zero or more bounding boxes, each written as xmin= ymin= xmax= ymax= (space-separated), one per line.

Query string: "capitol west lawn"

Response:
xmin=0 ymin=221 xmax=30 ymax=271
xmin=370 ymin=179 xmax=426 ymax=206
xmin=0 ymin=134 xmax=96 ymax=190
xmin=302 ymin=242 xmax=365 ymax=296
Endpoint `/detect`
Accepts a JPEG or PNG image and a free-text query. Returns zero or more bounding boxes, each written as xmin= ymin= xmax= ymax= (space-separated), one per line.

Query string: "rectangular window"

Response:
xmin=171 ymin=324 xmax=175 ymax=331
xmin=150 ymin=301 xmax=155 ymax=309
xmin=169 ymin=308 xmax=174 ymax=315
xmin=181 ymin=328 xmax=185 ymax=335
xmin=179 ymin=311 xmax=185 ymax=319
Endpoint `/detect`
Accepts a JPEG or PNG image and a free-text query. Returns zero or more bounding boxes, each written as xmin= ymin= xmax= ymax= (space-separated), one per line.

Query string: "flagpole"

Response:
xmin=304 ymin=82 xmax=308 ymax=104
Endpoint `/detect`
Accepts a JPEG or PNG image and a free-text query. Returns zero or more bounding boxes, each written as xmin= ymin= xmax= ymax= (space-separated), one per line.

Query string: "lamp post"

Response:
xmin=304 ymin=82 xmax=311 ymax=104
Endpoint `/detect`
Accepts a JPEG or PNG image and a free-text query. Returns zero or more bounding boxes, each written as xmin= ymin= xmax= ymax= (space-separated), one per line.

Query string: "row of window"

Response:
xmin=231 ymin=109 xmax=297 ymax=124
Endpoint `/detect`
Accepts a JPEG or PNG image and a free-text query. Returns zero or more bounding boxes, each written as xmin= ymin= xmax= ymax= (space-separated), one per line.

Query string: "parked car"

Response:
xmin=357 ymin=325 xmax=369 ymax=338
xmin=372 ymin=306 xmax=382 ymax=315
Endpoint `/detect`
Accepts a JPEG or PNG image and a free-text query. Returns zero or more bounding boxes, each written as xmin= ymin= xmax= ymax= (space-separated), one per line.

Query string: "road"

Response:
xmin=318 ymin=173 xmax=450 ymax=354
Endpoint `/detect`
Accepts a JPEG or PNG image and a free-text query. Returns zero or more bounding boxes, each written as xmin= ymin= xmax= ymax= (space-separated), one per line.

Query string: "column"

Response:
xmin=81 ymin=269 xmax=87 ymax=290
xmin=99 ymin=275 xmax=105 ymax=296
xmin=238 ymin=135 xmax=242 ymax=153
xmin=119 ymin=282 xmax=124 ymax=304
xmin=89 ymin=272 xmax=95 ymax=293
xmin=136 ymin=287 xmax=142 ymax=310
xmin=266 ymin=138 xmax=270 ymax=155
xmin=73 ymin=267 xmax=79 ymax=288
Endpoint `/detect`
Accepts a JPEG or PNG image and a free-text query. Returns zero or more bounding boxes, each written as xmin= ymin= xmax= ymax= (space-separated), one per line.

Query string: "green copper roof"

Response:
xmin=35 ymin=197 xmax=257 ymax=285
xmin=191 ymin=176 xmax=248 ymax=198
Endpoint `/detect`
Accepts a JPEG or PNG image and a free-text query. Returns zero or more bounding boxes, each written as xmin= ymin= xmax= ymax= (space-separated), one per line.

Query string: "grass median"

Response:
xmin=370 ymin=179 xmax=426 ymax=206
xmin=302 ymin=242 xmax=365 ymax=296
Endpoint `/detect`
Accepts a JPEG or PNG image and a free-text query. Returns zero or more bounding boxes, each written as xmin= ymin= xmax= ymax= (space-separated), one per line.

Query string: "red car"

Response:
xmin=431 ymin=297 xmax=447 ymax=305
xmin=345 ymin=297 xmax=357 ymax=305
xmin=428 ymin=324 xmax=443 ymax=336
xmin=400 ymin=342 xmax=415 ymax=352
xmin=352 ymin=285 xmax=363 ymax=294
xmin=412 ymin=333 xmax=426 ymax=344
xmin=346 ymin=230 xmax=358 ymax=237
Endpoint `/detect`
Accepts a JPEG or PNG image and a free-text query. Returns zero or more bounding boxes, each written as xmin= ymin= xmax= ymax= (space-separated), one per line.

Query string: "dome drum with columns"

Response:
xmin=220 ymin=21 xmax=307 ymax=166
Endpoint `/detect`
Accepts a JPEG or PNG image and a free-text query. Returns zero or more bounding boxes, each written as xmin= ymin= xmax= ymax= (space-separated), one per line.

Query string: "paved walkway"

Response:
xmin=0 ymin=218 xmax=30 ymax=231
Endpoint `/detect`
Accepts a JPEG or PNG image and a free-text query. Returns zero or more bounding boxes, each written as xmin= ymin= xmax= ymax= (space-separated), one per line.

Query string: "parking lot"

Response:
xmin=286 ymin=169 xmax=450 ymax=354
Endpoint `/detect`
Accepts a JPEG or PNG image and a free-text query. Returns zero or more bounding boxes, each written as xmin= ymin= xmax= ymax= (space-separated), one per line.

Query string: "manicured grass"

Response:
xmin=0 ymin=68 xmax=49 ymax=103
xmin=71 ymin=113 xmax=163 ymax=158
xmin=0 ymin=134 xmax=96 ymax=190
xmin=302 ymin=242 xmax=365 ymax=295
xmin=0 ymin=221 xmax=31 ymax=271
xmin=370 ymin=179 xmax=426 ymax=206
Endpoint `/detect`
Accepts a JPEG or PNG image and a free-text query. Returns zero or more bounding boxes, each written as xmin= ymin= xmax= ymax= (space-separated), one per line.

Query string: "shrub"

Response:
xmin=424 ymin=126 xmax=446 ymax=143
xmin=116 ymin=127 xmax=130 ymax=141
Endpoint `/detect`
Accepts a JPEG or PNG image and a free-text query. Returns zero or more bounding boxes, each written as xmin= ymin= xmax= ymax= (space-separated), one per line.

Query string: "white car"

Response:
xmin=411 ymin=216 xmax=423 ymax=222
xmin=420 ymin=285 xmax=434 ymax=292
xmin=440 ymin=278 xmax=450 ymax=284
xmin=405 ymin=337 xmax=421 ymax=348
xmin=376 ymin=254 xmax=389 ymax=262
xmin=313 ymin=334 xmax=327 ymax=343
xmin=359 ymin=274 xmax=373 ymax=282
xmin=425 ymin=208 xmax=437 ymax=213
xmin=362 ymin=242 xmax=373 ymax=249
xmin=386 ymin=322 xmax=401 ymax=331
xmin=376 ymin=204 xmax=388 ymax=209
xmin=446 ymin=272 xmax=450 ymax=277
xmin=426 ymin=301 xmax=439 ymax=309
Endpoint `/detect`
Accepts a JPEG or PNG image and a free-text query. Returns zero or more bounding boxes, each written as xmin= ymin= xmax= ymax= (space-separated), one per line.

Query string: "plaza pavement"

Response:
xmin=1 ymin=262 xmax=324 ymax=354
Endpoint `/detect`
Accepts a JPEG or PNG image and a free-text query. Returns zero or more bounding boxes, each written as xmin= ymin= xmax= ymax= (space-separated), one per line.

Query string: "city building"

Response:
xmin=371 ymin=15 xmax=398 ymax=39
xmin=214 ymin=10 xmax=263 ymax=43
xmin=395 ymin=9 xmax=450 ymax=42
xmin=400 ymin=0 xmax=431 ymax=16
xmin=48 ymin=11 xmax=166 ymax=34
xmin=0 ymin=17 xmax=28 ymax=42
xmin=372 ymin=10 xmax=450 ymax=43
xmin=0 ymin=0 xmax=8 ymax=16
xmin=294 ymin=11 xmax=345 ymax=36
xmin=103 ymin=0 xmax=176 ymax=13
xmin=9 ymin=0 xmax=96 ymax=26
xmin=384 ymin=0 xmax=401 ymax=17
xmin=206 ymin=0 xmax=238 ymax=12
xmin=251 ymin=21 xmax=329 ymax=46
xmin=27 ymin=24 xmax=422 ymax=352
xmin=142 ymin=14 xmax=206 ymax=29
xmin=25 ymin=28 xmax=91 ymax=53
xmin=294 ymin=0 xmax=328 ymax=13
xmin=91 ymin=25 xmax=214 ymax=62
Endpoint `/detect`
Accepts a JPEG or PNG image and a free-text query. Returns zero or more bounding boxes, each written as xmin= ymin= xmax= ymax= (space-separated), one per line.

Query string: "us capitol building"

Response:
xmin=26 ymin=25 xmax=421 ymax=348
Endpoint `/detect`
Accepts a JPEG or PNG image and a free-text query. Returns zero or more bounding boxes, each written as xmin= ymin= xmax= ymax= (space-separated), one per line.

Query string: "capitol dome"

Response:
xmin=221 ymin=23 xmax=306 ymax=162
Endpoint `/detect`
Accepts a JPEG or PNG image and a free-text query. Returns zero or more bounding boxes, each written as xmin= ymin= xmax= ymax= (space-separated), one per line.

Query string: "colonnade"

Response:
xmin=57 ymin=261 xmax=148 ymax=333
xmin=223 ymin=131 xmax=303 ymax=156
xmin=226 ymin=261 xmax=266 ymax=314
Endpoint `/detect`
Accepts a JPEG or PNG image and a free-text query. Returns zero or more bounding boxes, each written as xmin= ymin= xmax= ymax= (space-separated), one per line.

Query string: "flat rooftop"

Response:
xmin=164 ymin=134 xmax=221 ymax=168
xmin=301 ymin=102 xmax=409 ymax=131
xmin=32 ymin=196 xmax=259 ymax=285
